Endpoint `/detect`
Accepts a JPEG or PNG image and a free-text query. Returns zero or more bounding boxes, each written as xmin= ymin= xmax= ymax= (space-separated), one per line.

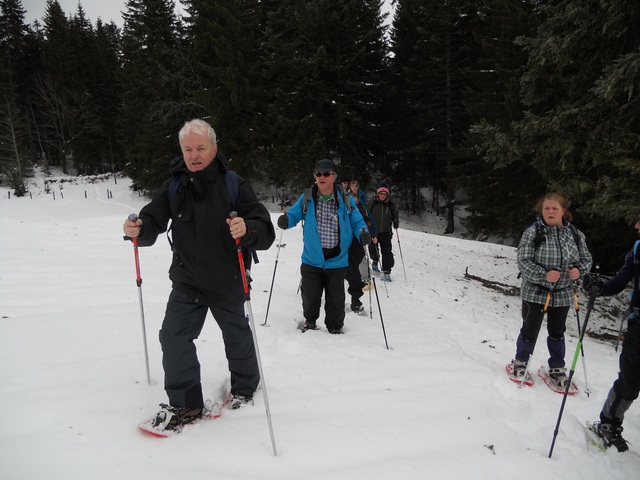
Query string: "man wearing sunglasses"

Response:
xmin=278 ymin=159 xmax=370 ymax=333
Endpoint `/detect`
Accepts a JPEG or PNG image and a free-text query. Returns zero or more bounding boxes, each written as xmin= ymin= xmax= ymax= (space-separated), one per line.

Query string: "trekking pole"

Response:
xmin=519 ymin=283 xmax=555 ymax=388
xmin=124 ymin=213 xmax=151 ymax=385
xmin=395 ymin=227 xmax=408 ymax=283
xmin=572 ymin=282 xmax=590 ymax=397
xmin=372 ymin=276 xmax=389 ymax=349
xmin=262 ymin=222 xmax=285 ymax=327
xmin=230 ymin=212 xmax=277 ymax=456
xmin=363 ymin=231 xmax=374 ymax=318
xmin=548 ymin=286 xmax=600 ymax=458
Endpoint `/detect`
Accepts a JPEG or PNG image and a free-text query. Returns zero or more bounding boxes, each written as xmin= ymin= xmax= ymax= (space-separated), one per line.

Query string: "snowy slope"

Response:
xmin=0 ymin=173 xmax=638 ymax=480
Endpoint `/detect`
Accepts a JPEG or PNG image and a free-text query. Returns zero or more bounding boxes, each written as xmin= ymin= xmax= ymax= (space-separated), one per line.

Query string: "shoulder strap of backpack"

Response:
xmin=569 ymin=224 xmax=581 ymax=251
xmin=301 ymin=187 xmax=313 ymax=219
xmin=336 ymin=184 xmax=352 ymax=214
xmin=633 ymin=240 xmax=640 ymax=293
xmin=225 ymin=170 xmax=259 ymax=265
xmin=225 ymin=170 xmax=239 ymax=212
xmin=168 ymin=175 xmax=180 ymax=202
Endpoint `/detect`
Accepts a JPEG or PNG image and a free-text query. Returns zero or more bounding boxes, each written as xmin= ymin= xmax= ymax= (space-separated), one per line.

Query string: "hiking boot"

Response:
xmin=301 ymin=321 xmax=318 ymax=332
xmin=382 ymin=271 xmax=391 ymax=282
xmin=228 ymin=393 xmax=254 ymax=410
xmin=512 ymin=359 xmax=527 ymax=378
xmin=596 ymin=421 xmax=629 ymax=452
xmin=372 ymin=262 xmax=380 ymax=272
xmin=548 ymin=367 xmax=569 ymax=389
xmin=328 ymin=327 xmax=343 ymax=334
xmin=151 ymin=404 xmax=203 ymax=431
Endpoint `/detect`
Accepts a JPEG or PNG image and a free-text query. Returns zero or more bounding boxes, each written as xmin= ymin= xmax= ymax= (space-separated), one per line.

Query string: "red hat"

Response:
xmin=377 ymin=187 xmax=389 ymax=195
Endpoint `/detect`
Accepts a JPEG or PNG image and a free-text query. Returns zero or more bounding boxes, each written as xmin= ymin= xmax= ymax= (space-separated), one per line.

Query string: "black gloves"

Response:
xmin=360 ymin=230 xmax=371 ymax=246
xmin=393 ymin=222 xmax=399 ymax=230
xmin=582 ymin=273 xmax=604 ymax=296
xmin=277 ymin=214 xmax=288 ymax=229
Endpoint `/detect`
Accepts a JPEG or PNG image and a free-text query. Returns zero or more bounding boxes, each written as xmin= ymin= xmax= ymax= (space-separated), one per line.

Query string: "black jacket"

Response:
xmin=136 ymin=156 xmax=275 ymax=306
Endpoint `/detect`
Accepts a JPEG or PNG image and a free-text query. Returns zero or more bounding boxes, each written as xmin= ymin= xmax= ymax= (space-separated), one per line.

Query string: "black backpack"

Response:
xmin=167 ymin=170 xmax=259 ymax=268
xmin=516 ymin=221 xmax=581 ymax=279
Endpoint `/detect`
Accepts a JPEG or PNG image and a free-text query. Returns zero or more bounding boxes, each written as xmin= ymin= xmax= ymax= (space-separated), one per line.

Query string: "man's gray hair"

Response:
xmin=179 ymin=119 xmax=217 ymax=146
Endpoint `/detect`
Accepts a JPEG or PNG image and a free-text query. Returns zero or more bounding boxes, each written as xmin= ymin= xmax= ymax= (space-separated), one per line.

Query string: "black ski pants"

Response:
xmin=300 ymin=263 xmax=347 ymax=330
xmin=159 ymin=289 xmax=260 ymax=408
xmin=516 ymin=300 xmax=570 ymax=368
xmin=368 ymin=231 xmax=394 ymax=273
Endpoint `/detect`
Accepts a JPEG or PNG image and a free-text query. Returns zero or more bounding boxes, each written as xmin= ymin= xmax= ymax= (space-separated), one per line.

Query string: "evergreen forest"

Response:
xmin=1 ymin=0 xmax=638 ymax=271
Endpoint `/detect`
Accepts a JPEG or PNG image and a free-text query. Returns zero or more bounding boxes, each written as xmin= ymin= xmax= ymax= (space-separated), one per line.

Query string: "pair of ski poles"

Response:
xmin=125 ymin=212 xmax=278 ymax=456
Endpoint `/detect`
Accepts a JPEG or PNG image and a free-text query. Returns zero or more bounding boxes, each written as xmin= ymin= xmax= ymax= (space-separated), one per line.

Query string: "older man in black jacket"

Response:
xmin=123 ymin=119 xmax=275 ymax=433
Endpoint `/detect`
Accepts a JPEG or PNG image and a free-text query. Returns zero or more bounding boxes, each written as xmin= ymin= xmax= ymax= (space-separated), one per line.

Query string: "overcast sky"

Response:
xmin=22 ymin=1 xmax=392 ymax=28
xmin=22 ymin=0 xmax=180 ymax=26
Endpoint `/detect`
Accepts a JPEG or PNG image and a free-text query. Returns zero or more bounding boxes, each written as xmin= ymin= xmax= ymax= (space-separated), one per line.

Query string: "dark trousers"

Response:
xmin=300 ymin=263 xmax=347 ymax=330
xmin=346 ymin=239 xmax=366 ymax=302
xmin=515 ymin=300 xmax=570 ymax=368
xmin=601 ymin=320 xmax=640 ymax=424
xmin=159 ymin=289 xmax=259 ymax=408
xmin=368 ymin=232 xmax=394 ymax=272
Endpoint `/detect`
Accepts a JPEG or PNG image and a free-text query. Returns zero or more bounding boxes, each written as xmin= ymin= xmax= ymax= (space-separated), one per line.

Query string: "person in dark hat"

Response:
xmin=277 ymin=159 xmax=370 ymax=333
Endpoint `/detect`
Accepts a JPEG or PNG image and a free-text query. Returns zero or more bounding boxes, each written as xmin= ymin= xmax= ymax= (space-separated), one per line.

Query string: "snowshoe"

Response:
xmin=506 ymin=361 xmax=533 ymax=387
xmin=586 ymin=421 xmax=629 ymax=452
xmin=538 ymin=366 xmax=578 ymax=395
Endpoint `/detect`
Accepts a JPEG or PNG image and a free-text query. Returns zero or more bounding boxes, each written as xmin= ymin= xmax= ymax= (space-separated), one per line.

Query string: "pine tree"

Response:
xmin=464 ymin=0 xmax=544 ymax=242
xmin=0 ymin=0 xmax=30 ymax=192
xmin=120 ymin=0 xmax=184 ymax=191
xmin=182 ymin=0 xmax=265 ymax=176
xmin=262 ymin=0 xmax=389 ymax=190
xmin=483 ymin=0 xmax=640 ymax=269
xmin=389 ymin=0 xmax=475 ymax=230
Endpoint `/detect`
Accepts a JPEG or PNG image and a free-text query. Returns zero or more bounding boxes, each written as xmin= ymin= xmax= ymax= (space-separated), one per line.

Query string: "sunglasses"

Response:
xmin=315 ymin=171 xmax=333 ymax=177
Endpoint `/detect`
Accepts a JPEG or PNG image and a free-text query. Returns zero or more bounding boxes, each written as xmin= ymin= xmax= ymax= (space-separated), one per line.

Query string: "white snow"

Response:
xmin=1 ymin=171 xmax=638 ymax=480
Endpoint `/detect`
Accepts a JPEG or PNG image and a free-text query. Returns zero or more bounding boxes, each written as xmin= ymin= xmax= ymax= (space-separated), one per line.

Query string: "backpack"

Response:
xmin=301 ymin=184 xmax=352 ymax=221
xmin=516 ymin=221 xmax=581 ymax=279
xmin=167 ymin=170 xmax=259 ymax=268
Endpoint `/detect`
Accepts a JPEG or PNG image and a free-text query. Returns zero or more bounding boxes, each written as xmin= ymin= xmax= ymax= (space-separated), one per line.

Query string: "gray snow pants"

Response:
xmin=159 ymin=289 xmax=260 ymax=408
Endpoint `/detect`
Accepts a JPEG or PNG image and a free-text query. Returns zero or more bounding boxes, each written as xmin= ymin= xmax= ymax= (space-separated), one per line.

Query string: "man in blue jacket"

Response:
xmin=278 ymin=159 xmax=370 ymax=333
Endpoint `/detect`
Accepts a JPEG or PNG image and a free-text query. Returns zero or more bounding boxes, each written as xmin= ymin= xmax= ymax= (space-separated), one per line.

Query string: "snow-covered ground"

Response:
xmin=1 ymin=172 xmax=638 ymax=480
